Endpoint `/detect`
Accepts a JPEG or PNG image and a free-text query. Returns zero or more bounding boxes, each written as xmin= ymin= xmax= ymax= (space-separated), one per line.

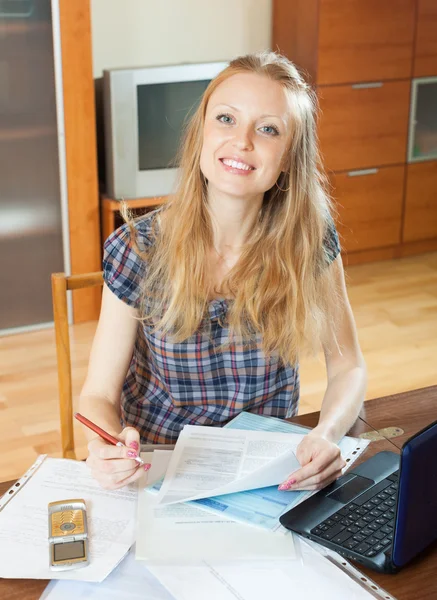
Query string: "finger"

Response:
xmin=279 ymin=455 xmax=344 ymax=491
xmin=87 ymin=437 xmax=125 ymax=459
xmin=293 ymin=469 xmax=344 ymax=491
xmin=117 ymin=463 xmax=150 ymax=488
xmin=91 ymin=461 xmax=149 ymax=490
xmin=98 ymin=457 xmax=146 ymax=475
xmin=90 ymin=462 xmax=140 ymax=488
xmin=118 ymin=427 xmax=141 ymax=452
xmin=292 ymin=460 xmax=344 ymax=490
xmin=289 ymin=447 xmax=342 ymax=485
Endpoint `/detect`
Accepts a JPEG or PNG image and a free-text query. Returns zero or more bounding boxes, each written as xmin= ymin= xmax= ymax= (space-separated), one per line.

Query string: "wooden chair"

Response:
xmin=51 ymin=271 xmax=104 ymax=459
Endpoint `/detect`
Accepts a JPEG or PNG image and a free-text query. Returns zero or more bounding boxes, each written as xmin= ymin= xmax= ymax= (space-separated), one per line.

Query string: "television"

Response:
xmin=103 ymin=61 xmax=228 ymax=199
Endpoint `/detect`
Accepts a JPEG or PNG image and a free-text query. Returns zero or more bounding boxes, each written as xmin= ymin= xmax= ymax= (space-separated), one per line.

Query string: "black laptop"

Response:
xmin=280 ymin=420 xmax=437 ymax=573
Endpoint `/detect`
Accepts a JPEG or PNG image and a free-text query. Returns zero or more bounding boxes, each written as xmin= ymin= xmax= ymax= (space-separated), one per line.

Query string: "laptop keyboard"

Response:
xmin=310 ymin=471 xmax=399 ymax=558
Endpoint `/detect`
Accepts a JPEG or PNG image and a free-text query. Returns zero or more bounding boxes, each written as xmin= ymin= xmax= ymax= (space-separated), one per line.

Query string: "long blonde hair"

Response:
xmin=124 ymin=51 xmax=341 ymax=365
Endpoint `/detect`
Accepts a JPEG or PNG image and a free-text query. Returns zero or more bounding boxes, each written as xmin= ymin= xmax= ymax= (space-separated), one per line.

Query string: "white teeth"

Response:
xmin=222 ymin=159 xmax=252 ymax=171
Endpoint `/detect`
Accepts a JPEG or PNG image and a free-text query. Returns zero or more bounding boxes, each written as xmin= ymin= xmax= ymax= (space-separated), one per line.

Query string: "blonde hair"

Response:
xmin=124 ymin=51 xmax=341 ymax=365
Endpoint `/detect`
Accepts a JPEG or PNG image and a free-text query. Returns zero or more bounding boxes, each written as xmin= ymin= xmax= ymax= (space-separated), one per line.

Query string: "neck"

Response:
xmin=207 ymin=185 xmax=263 ymax=254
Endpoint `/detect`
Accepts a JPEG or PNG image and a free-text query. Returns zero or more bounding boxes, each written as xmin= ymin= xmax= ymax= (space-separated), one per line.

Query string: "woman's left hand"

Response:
xmin=278 ymin=433 xmax=346 ymax=491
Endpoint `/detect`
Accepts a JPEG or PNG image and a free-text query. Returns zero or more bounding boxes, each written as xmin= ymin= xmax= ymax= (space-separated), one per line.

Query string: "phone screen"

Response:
xmin=53 ymin=540 xmax=85 ymax=561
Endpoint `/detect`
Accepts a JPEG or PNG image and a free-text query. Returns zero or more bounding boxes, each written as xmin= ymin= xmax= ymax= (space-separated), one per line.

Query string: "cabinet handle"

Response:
xmin=351 ymin=82 xmax=383 ymax=89
xmin=347 ymin=168 xmax=379 ymax=177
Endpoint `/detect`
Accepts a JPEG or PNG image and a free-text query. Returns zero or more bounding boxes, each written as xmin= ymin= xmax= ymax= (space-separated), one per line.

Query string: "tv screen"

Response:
xmin=137 ymin=80 xmax=210 ymax=170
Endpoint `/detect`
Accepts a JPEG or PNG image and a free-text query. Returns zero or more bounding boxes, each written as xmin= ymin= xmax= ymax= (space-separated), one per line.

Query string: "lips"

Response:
xmin=219 ymin=157 xmax=256 ymax=171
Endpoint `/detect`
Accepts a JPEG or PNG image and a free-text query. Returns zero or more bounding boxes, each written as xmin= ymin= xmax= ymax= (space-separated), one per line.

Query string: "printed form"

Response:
xmin=153 ymin=414 xmax=369 ymax=532
xmin=0 ymin=456 xmax=137 ymax=582
xmin=136 ymin=450 xmax=295 ymax=563
xmin=155 ymin=425 xmax=302 ymax=505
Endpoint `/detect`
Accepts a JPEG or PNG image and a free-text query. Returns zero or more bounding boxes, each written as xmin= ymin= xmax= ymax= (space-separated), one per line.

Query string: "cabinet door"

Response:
xmin=318 ymin=81 xmax=410 ymax=172
xmin=330 ymin=166 xmax=404 ymax=253
xmin=414 ymin=0 xmax=437 ymax=77
xmin=317 ymin=0 xmax=415 ymax=85
xmin=403 ymin=161 xmax=437 ymax=242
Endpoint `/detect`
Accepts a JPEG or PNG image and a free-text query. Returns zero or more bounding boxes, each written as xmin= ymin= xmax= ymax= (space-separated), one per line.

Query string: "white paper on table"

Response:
xmin=0 ymin=456 xmax=137 ymax=582
xmin=136 ymin=450 xmax=296 ymax=563
xmin=148 ymin=536 xmax=395 ymax=600
xmin=156 ymin=426 xmax=302 ymax=505
xmin=39 ymin=547 xmax=175 ymax=600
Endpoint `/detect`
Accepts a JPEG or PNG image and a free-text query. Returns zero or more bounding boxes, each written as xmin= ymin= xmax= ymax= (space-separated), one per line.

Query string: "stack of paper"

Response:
xmin=0 ymin=456 xmax=137 ymax=582
xmin=147 ymin=414 xmax=369 ymax=532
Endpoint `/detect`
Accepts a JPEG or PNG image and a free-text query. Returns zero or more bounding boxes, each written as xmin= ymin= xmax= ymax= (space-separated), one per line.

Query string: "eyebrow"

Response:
xmin=211 ymin=103 xmax=287 ymax=125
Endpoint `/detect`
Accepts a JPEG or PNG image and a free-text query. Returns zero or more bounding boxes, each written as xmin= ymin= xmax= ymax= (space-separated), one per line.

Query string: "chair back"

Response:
xmin=51 ymin=272 xmax=103 ymax=458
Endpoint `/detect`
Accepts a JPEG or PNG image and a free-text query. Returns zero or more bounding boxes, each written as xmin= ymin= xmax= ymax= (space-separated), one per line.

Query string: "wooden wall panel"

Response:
xmin=58 ymin=0 xmax=101 ymax=323
xmin=414 ymin=0 xmax=437 ymax=77
xmin=272 ymin=0 xmax=319 ymax=82
xmin=318 ymin=81 xmax=411 ymax=172
xmin=330 ymin=166 xmax=404 ymax=253
xmin=318 ymin=0 xmax=415 ymax=85
xmin=403 ymin=161 xmax=437 ymax=242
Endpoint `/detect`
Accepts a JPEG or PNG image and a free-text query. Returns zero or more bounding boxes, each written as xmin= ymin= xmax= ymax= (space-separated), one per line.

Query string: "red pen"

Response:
xmin=74 ymin=412 xmax=145 ymax=465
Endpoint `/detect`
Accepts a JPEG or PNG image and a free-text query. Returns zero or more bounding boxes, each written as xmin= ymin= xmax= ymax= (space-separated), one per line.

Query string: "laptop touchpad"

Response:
xmin=327 ymin=475 xmax=375 ymax=504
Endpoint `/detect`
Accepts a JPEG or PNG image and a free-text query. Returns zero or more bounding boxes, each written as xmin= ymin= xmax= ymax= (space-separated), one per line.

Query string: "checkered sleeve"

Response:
xmin=102 ymin=222 xmax=148 ymax=308
xmin=323 ymin=217 xmax=341 ymax=265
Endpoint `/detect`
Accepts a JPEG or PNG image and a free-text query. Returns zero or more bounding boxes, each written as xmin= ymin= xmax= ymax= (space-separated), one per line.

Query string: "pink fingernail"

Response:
xmin=129 ymin=441 xmax=139 ymax=450
xmin=143 ymin=463 xmax=151 ymax=471
xmin=289 ymin=478 xmax=297 ymax=485
xmin=278 ymin=483 xmax=291 ymax=491
xmin=127 ymin=450 xmax=138 ymax=458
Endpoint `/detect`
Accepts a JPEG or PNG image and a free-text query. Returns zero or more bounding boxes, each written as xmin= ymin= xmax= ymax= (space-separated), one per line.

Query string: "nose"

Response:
xmin=232 ymin=125 xmax=254 ymax=152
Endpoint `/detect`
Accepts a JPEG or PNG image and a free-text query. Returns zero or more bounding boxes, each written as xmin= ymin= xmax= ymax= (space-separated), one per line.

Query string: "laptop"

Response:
xmin=279 ymin=420 xmax=437 ymax=573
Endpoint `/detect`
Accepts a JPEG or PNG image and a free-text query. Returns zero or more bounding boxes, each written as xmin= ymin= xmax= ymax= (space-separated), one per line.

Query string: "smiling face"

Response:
xmin=199 ymin=72 xmax=293 ymax=200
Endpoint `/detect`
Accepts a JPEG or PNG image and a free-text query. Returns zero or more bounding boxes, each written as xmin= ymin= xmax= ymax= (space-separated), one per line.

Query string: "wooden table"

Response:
xmin=1 ymin=386 xmax=436 ymax=599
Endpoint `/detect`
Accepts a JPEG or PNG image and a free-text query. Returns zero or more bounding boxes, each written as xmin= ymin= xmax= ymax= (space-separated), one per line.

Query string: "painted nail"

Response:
xmin=278 ymin=483 xmax=291 ymax=491
xmin=278 ymin=478 xmax=297 ymax=491
xmin=129 ymin=441 xmax=139 ymax=450
xmin=127 ymin=450 xmax=138 ymax=458
xmin=143 ymin=463 xmax=151 ymax=471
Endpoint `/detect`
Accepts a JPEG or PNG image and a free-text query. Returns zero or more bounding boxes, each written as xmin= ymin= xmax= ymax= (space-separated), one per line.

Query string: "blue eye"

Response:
xmin=260 ymin=125 xmax=279 ymax=136
xmin=216 ymin=113 xmax=234 ymax=124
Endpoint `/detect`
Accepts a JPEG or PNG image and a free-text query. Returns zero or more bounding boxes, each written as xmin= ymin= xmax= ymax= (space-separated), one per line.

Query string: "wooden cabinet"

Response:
xmin=318 ymin=82 xmax=410 ymax=172
xmin=403 ymin=161 xmax=437 ymax=242
xmin=414 ymin=0 xmax=437 ymax=77
xmin=330 ymin=167 xmax=404 ymax=252
xmin=273 ymin=0 xmax=415 ymax=86
xmin=317 ymin=0 xmax=415 ymax=85
xmin=273 ymin=0 xmax=437 ymax=263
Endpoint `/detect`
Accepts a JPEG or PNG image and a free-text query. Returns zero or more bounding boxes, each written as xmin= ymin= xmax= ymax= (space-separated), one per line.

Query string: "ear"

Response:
xmin=280 ymin=148 xmax=292 ymax=173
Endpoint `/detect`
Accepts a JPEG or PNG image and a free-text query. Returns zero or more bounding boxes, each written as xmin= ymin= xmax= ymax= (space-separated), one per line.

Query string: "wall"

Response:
xmin=91 ymin=0 xmax=272 ymax=77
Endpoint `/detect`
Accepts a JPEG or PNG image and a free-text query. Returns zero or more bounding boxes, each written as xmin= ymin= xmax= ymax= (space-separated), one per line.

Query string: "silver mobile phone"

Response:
xmin=48 ymin=499 xmax=89 ymax=571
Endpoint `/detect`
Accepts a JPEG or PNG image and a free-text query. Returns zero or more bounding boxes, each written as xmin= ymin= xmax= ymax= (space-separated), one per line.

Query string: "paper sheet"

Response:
xmin=40 ymin=548 xmax=174 ymax=600
xmin=0 ymin=456 xmax=137 ymax=582
xmin=40 ymin=539 xmax=394 ymax=600
xmin=148 ymin=537 xmax=390 ymax=600
xmin=136 ymin=450 xmax=296 ymax=562
xmin=182 ymin=412 xmax=370 ymax=531
xmin=155 ymin=426 xmax=302 ymax=505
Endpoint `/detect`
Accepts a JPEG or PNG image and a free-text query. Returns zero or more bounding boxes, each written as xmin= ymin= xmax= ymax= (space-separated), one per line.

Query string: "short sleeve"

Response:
xmin=103 ymin=219 xmax=153 ymax=308
xmin=323 ymin=217 xmax=341 ymax=266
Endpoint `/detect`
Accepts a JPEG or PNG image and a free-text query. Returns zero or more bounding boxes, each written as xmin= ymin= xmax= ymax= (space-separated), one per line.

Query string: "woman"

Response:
xmin=81 ymin=51 xmax=367 ymax=491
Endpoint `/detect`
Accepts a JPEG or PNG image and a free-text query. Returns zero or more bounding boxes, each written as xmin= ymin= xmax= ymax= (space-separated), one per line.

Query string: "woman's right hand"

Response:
xmin=86 ymin=426 xmax=151 ymax=490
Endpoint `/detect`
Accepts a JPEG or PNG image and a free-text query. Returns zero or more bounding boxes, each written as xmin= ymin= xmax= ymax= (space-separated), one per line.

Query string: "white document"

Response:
xmin=0 ymin=456 xmax=137 ymax=582
xmin=40 ymin=542 xmax=394 ymax=600
xmin=40 ymin=548 xmax=175 ymax=600
xmin=156 ymin=426 xmax=302 ymax=505
xmin=148 ymin=537 xmax=394 ymax=600
xmin=136 ymin=450 xmax=295 ymax=562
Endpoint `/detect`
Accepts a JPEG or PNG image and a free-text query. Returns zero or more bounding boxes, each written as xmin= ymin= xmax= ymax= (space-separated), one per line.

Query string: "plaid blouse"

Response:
xmin=103 ymin=210 xmax=340 ymax=444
